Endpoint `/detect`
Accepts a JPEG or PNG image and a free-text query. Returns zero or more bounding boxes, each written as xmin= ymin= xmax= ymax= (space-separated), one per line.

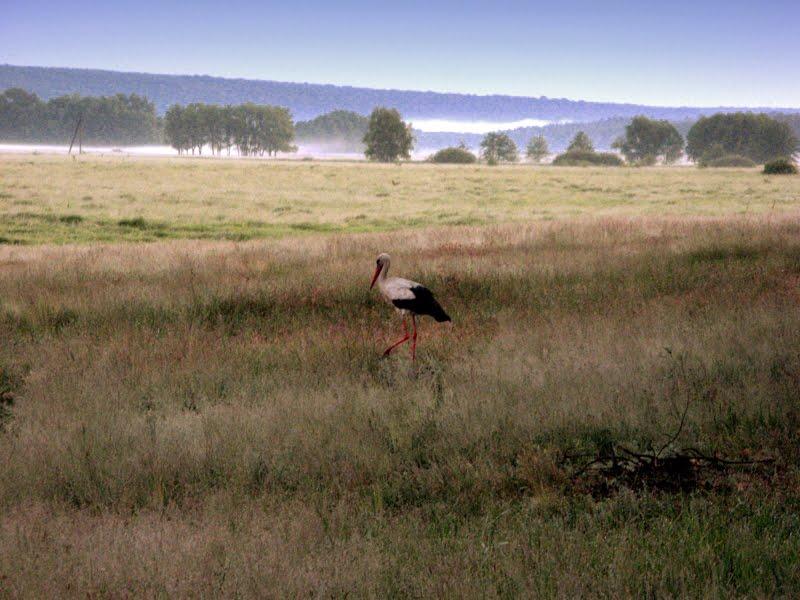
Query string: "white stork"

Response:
xmin=370 ymin=253 xmax=451 ymax=360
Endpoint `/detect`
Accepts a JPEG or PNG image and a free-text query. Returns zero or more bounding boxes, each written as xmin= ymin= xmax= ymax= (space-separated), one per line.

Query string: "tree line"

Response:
xmin=423 ymin=113 xmax=797 ymax=167
xmin=0 ymin=88 xmax=160 ymax=145
xmin=1 ymin=86 xmax=797 ymax=166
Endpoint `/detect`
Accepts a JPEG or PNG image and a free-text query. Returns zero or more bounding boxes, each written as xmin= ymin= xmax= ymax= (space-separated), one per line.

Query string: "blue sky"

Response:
xmin=1 ymin=0 xmax=798 ymax=107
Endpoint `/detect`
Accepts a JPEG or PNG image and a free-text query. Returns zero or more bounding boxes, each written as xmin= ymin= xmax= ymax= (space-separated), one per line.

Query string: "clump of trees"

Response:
xmin=363 ymin=107 xmax=414 ymax=162
xmin=552 ymin=132 xmax=624 ymax=166
xmin=429 ymin=144 xmax=477 ymax=164
xmin=614 ymin=116 xmax=683 ymax=165
xmin=164 ymin=103 xmax=295 ymax=156
xmin=0 ymin=87 xmax=160 ymax=144
xmin=481 ymin=132 xmax=518 ymax=165
xmin=687 ymin=113 xmax=798 ymax=164
xmin=526 ymin=135 xmax=549 ymax=163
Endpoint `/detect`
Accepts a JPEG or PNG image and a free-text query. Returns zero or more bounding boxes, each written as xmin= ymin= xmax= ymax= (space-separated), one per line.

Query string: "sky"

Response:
xmin=1 ymin=0 xmax=799 ymax=108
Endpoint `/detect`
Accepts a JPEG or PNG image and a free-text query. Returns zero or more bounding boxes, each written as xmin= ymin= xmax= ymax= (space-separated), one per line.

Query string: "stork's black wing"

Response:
xmin=392 ymin=286 xmax=451 ymax=322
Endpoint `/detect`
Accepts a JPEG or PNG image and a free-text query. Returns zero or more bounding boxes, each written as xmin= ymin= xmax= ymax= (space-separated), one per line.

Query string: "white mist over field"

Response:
xmin=0 ymin=143 xmax=369 ymax=160
xmin=0 ymin=115 xmax=560 ymax=160
xmin=0 ymin=143 xmax=448 ymax=161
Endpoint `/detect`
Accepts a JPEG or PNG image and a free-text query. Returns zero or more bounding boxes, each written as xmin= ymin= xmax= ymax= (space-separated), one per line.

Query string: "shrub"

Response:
xmin=428 ymin=147 xmax=477 ymax=164
xmin=706 ymin=154 xmax=757 ymax=168
xmin=763 ymin=158 xmax=798 ymax=175
xmin=551 ymin=150 xmax=624 ymax=166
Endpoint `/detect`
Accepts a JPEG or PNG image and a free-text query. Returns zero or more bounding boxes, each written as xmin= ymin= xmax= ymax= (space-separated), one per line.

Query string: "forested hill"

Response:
xmin=4 ymin=64 xmax=797 ymax=123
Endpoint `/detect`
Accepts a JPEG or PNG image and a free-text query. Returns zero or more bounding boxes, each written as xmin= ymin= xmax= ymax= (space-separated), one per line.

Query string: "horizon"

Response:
xmin=2 ymin=1 xmax=799 ymax=108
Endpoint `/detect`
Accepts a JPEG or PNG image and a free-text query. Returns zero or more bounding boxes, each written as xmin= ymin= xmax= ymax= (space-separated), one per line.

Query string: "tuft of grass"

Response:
xmin=686 ymin=244 xmax=762 ymax=264
xmin=117 ymin=216 xmax=148 ymax=229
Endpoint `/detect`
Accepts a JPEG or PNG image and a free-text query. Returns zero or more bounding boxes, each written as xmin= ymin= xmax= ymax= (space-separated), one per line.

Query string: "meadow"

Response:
xmin=2 ymin=154 xmax=799 ymax=244
xmin=1 ymin=155 xmax=800 ymax=597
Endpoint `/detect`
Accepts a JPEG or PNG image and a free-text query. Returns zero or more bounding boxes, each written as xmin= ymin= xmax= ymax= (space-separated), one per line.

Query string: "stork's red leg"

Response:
xmin=383 ymin=318 xmax=410 ymax=356
xmin=411 ymin=314 xmax=418 ymax=361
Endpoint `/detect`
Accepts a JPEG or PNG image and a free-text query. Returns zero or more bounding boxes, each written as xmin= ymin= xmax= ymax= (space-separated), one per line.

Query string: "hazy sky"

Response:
xmin=2 ymin=0 xmax=799 ymax=107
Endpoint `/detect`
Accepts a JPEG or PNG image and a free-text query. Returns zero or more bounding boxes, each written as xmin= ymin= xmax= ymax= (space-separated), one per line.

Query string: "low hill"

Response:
xmin=4 ymin=64 xmax=798 ymax=123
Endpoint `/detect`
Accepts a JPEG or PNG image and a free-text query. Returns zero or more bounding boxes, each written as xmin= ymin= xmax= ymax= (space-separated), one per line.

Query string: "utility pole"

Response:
xmin=68 ymin=114 xmax=83 ymax=155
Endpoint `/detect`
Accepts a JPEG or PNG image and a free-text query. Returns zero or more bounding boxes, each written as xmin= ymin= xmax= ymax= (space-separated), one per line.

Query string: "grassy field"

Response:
xmin=1 ymin=155 xmax=800 ymax=597
xmin=2 ymin=154 xmax=800 ymax=244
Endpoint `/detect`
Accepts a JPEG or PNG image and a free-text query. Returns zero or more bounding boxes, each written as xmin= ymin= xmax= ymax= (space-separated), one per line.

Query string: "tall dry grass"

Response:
xmin=1 ymin=216 xmax=800 ymax=595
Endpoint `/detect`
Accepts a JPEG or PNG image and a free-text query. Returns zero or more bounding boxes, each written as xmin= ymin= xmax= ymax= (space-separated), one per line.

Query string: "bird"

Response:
xmin=370 ymin=253 xmax=451 ymax=360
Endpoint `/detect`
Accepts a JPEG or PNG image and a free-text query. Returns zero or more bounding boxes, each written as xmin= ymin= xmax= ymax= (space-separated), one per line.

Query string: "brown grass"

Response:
xmin=1 ymin=214 xmax=800 ymax=596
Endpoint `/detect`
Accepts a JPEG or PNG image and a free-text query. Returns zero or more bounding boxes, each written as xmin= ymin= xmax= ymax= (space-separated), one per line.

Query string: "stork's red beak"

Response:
xmin=370 ymin=264 xmax=382 ymax=289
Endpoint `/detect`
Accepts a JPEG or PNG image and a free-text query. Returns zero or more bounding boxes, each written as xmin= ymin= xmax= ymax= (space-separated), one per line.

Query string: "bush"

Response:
xmin=552 ymin=150 xmax=624 ymax=166
xmin=428 ymin=147 xmax=477 ymax=164
xmin=763 ymin=158 xmax=798 ymax=175
xmin=706 ymin=154 xmax=757 ymax=168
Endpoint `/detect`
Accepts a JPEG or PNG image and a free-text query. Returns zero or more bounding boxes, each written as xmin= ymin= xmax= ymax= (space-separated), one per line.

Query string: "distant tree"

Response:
xmin=363 ymin=107 xmax=413 ymax=162
xmin=687 ymin=113 xmax=798 ymax=164
xmin=618 ymin=116 xmax=684 ymax=165
xmin=182 ymin=104 xmax=208 ymax=154
xmin=260 ymin=105 xmax=296 ymax=156
xmin=526 ymin=135 xmax=549 ymax=163
xmin=567 ymin=131 xmax=594 ymax=153
xmin=222 ymin=105 xmax=239 ymax=156
xmin=481 ymin=132 xmax=518 ymax=165
xmin=201 ymin=104 xmax=227 ymax=156
xmin=164 ymin=104 xmax=189 ymax=154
